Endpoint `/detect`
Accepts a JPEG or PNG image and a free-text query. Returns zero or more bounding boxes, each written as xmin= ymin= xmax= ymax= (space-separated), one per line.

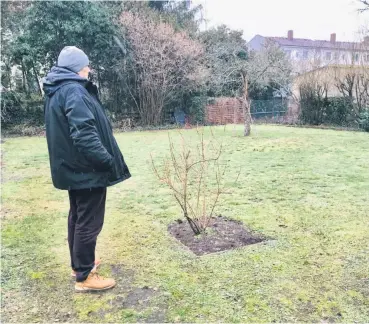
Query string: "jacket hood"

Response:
xmin=43 ymin=66 xmax=87 ymax=97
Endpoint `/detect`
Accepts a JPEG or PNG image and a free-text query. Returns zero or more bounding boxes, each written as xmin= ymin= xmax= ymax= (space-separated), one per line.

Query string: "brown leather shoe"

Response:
xmin=75 ymin=273 xmax=116 ymax=292
xmin=71 ymin=259 xmax=101 ymax=277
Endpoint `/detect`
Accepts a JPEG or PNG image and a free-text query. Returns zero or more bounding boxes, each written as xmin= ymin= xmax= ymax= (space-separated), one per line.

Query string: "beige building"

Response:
xmin=291 ymin=65 xmax=369 ymax=100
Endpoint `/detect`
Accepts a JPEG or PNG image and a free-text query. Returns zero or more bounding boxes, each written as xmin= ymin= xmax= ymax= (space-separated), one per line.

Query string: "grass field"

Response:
xmin=1 ymin=125 xmax=369 ymax=323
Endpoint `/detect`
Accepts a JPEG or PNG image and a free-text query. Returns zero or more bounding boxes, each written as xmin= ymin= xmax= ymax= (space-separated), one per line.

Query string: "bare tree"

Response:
xmin=355 ymin=72 xmax=369 ymax=111
xmin=151 ymin=128 xmax=239 ymax=235
xmin=334 ymin=65 xmax=369 ymax=119
xmin=298 ymin=79 xmax=329 ymax=125
xmin=204 ymin=35 xmax=292 ymax=136
xmin=237 ymin=43 xmax=292 ymax=136
xmin=118 ymin=12 xmax=207 ymax=125
xmin=358 ymin=0 xmax=369 ymax=12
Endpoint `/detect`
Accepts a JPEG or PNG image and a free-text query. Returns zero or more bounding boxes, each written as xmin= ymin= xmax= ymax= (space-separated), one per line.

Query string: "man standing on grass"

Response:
xmin=43 ymin=46 xmax=131 ymax=292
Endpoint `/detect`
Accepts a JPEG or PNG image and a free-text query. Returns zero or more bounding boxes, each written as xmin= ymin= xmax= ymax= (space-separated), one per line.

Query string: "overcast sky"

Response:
xmin=191 ymin=0 xmax=369 ymax=42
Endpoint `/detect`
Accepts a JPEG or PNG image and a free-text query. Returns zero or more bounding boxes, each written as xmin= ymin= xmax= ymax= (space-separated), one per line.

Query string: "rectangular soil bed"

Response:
xmin=168 ymin=215 xmax=266 ymax=256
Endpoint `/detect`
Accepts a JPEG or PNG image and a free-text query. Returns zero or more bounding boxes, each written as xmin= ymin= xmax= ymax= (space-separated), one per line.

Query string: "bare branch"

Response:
xmin=151 ymin=128 xmax=238 ymax=234
xmin=359 ymin=0 xmax=369 ymax=12
xmin=119 ymin=12 xmax=207 ymax=125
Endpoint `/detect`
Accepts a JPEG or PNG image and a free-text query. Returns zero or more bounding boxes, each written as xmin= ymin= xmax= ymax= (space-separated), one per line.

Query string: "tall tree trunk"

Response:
xmin=243 ymin=102 xmax=251 ymax=136
xmin=21 ymin=61 xmax=27 ymax=93
xmin=5 ymin=64 xmax=12 ymax=90
xmin=32 ymin=62 xmax=43 ymax=96
xmin=242 ymin=74 xmax=251 ymax=136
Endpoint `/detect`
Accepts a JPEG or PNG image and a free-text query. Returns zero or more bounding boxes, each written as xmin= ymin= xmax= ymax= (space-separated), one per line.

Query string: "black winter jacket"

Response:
xmin=43 ymin=66 xmax=131 ymax=190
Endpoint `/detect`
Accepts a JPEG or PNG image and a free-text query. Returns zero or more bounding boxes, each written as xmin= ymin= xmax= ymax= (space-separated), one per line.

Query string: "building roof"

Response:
xmin=268 ymin=37 xmax=369 ymax=51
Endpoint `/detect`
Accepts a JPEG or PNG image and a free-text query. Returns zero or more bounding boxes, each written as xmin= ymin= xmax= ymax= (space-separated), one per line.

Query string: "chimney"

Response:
xmin=330 ymin=33 xmax=336 ymax=43
xmin=287 ymin=30 xmax=293 ymax=41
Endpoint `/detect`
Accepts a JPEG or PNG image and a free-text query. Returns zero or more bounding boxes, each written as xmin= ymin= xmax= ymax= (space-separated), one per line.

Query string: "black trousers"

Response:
xmin=68 ymin=187 xmax=107 ymax=282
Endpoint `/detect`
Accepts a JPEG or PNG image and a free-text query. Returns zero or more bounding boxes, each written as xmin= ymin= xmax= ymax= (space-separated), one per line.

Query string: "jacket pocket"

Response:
xmin=71 ymin=149 xmax=95 ymax=172
xmin=72 ymin=158 xmax=95 ymax=172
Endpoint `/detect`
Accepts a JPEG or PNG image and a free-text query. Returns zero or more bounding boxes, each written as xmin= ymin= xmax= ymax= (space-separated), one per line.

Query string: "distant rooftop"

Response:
xmin=264 ymin=30 xmax=369 ymax=51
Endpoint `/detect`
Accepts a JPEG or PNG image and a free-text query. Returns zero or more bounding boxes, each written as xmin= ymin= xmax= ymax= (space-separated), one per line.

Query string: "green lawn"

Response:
xmin=1 ymin=125 xmax=369 ymax=323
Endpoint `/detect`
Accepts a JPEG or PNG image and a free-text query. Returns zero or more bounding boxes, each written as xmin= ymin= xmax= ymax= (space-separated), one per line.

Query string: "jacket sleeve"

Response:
xmin=64 ymin=87 xmax=113 ymax=171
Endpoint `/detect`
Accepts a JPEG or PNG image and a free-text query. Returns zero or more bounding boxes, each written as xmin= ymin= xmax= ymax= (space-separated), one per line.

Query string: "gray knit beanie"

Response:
xmin=57 ymin=46 xmax=89 ymax=73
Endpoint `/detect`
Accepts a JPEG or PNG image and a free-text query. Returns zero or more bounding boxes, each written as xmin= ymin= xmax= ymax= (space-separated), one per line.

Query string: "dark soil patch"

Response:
xmin=121 ymin=287 xmax=157 ymax=310
xmin=168 ymin=215 xmax=267 ymax=256
xmin=109 ymin=265 xmax=168 ymax=322
xmin=112 ymin=285 xmax=168 ymax=323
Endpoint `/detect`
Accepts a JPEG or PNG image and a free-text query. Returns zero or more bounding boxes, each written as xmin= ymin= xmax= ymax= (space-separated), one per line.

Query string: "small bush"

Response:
xmin=299 ymin=83 xmax=356 ymax=126
xmin=186 ymin=95 xmax=207 ymax=124
xmin=1 ymin=91 xmax=25 ymax=124
xmin=1 ymin=91 xmax=44 ymax=128
xmin=4 ymin=124 xmax=45 ymax=137
xmin=358 ymin=110 xmax=369 ymax=132
xmin=299 ymin=83 xmax=328 ymax=125
xmin=325 ymin=97 xmax=353 ymax=125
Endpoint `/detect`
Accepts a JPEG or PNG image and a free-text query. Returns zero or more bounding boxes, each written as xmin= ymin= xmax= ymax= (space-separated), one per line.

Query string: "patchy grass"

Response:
xmin=1 ymin=125 xmax=369 ymax=322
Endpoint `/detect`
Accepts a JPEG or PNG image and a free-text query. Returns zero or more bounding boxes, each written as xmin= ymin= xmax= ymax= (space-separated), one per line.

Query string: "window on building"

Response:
xmin=325 ymin=52 xmax=332 ymax=60
xmin=354 ymin=53 xmax=360 ymax=62
xmin=314 ymin=49 xmax=321 ymax=60
xmin=295 ymin=51 xmax=300 ymax=59
xmin=284 ymin=50 xmax=291 ymax=58
xmin=365 ymin=54 xmax=369 ymax=62
xmin=334 ymin=52 xmax=339 ymax=61
xmin=303 ymin=50 xmax=309 ymax=59
xmin=342 ymin=54 xmax=346 ymax=62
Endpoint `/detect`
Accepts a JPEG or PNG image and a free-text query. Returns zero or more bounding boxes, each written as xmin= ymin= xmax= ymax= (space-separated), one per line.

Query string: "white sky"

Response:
xmin=192 ymin=0 xmax=369 ymax=42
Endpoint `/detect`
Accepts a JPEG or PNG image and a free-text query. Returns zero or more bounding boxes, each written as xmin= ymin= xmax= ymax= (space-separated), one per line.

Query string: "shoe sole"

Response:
xmin=75 ymin=283 xmax=116 ymax=292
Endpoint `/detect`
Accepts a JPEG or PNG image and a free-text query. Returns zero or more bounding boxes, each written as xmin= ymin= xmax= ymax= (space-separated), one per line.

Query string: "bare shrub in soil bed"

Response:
xmin=151 ymin=127 xmax=240 ymax=235
xmin=152 ymin=127 xmax=265 ymax=255
xmin=168 ymin=215 xmax=266 ymax=256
